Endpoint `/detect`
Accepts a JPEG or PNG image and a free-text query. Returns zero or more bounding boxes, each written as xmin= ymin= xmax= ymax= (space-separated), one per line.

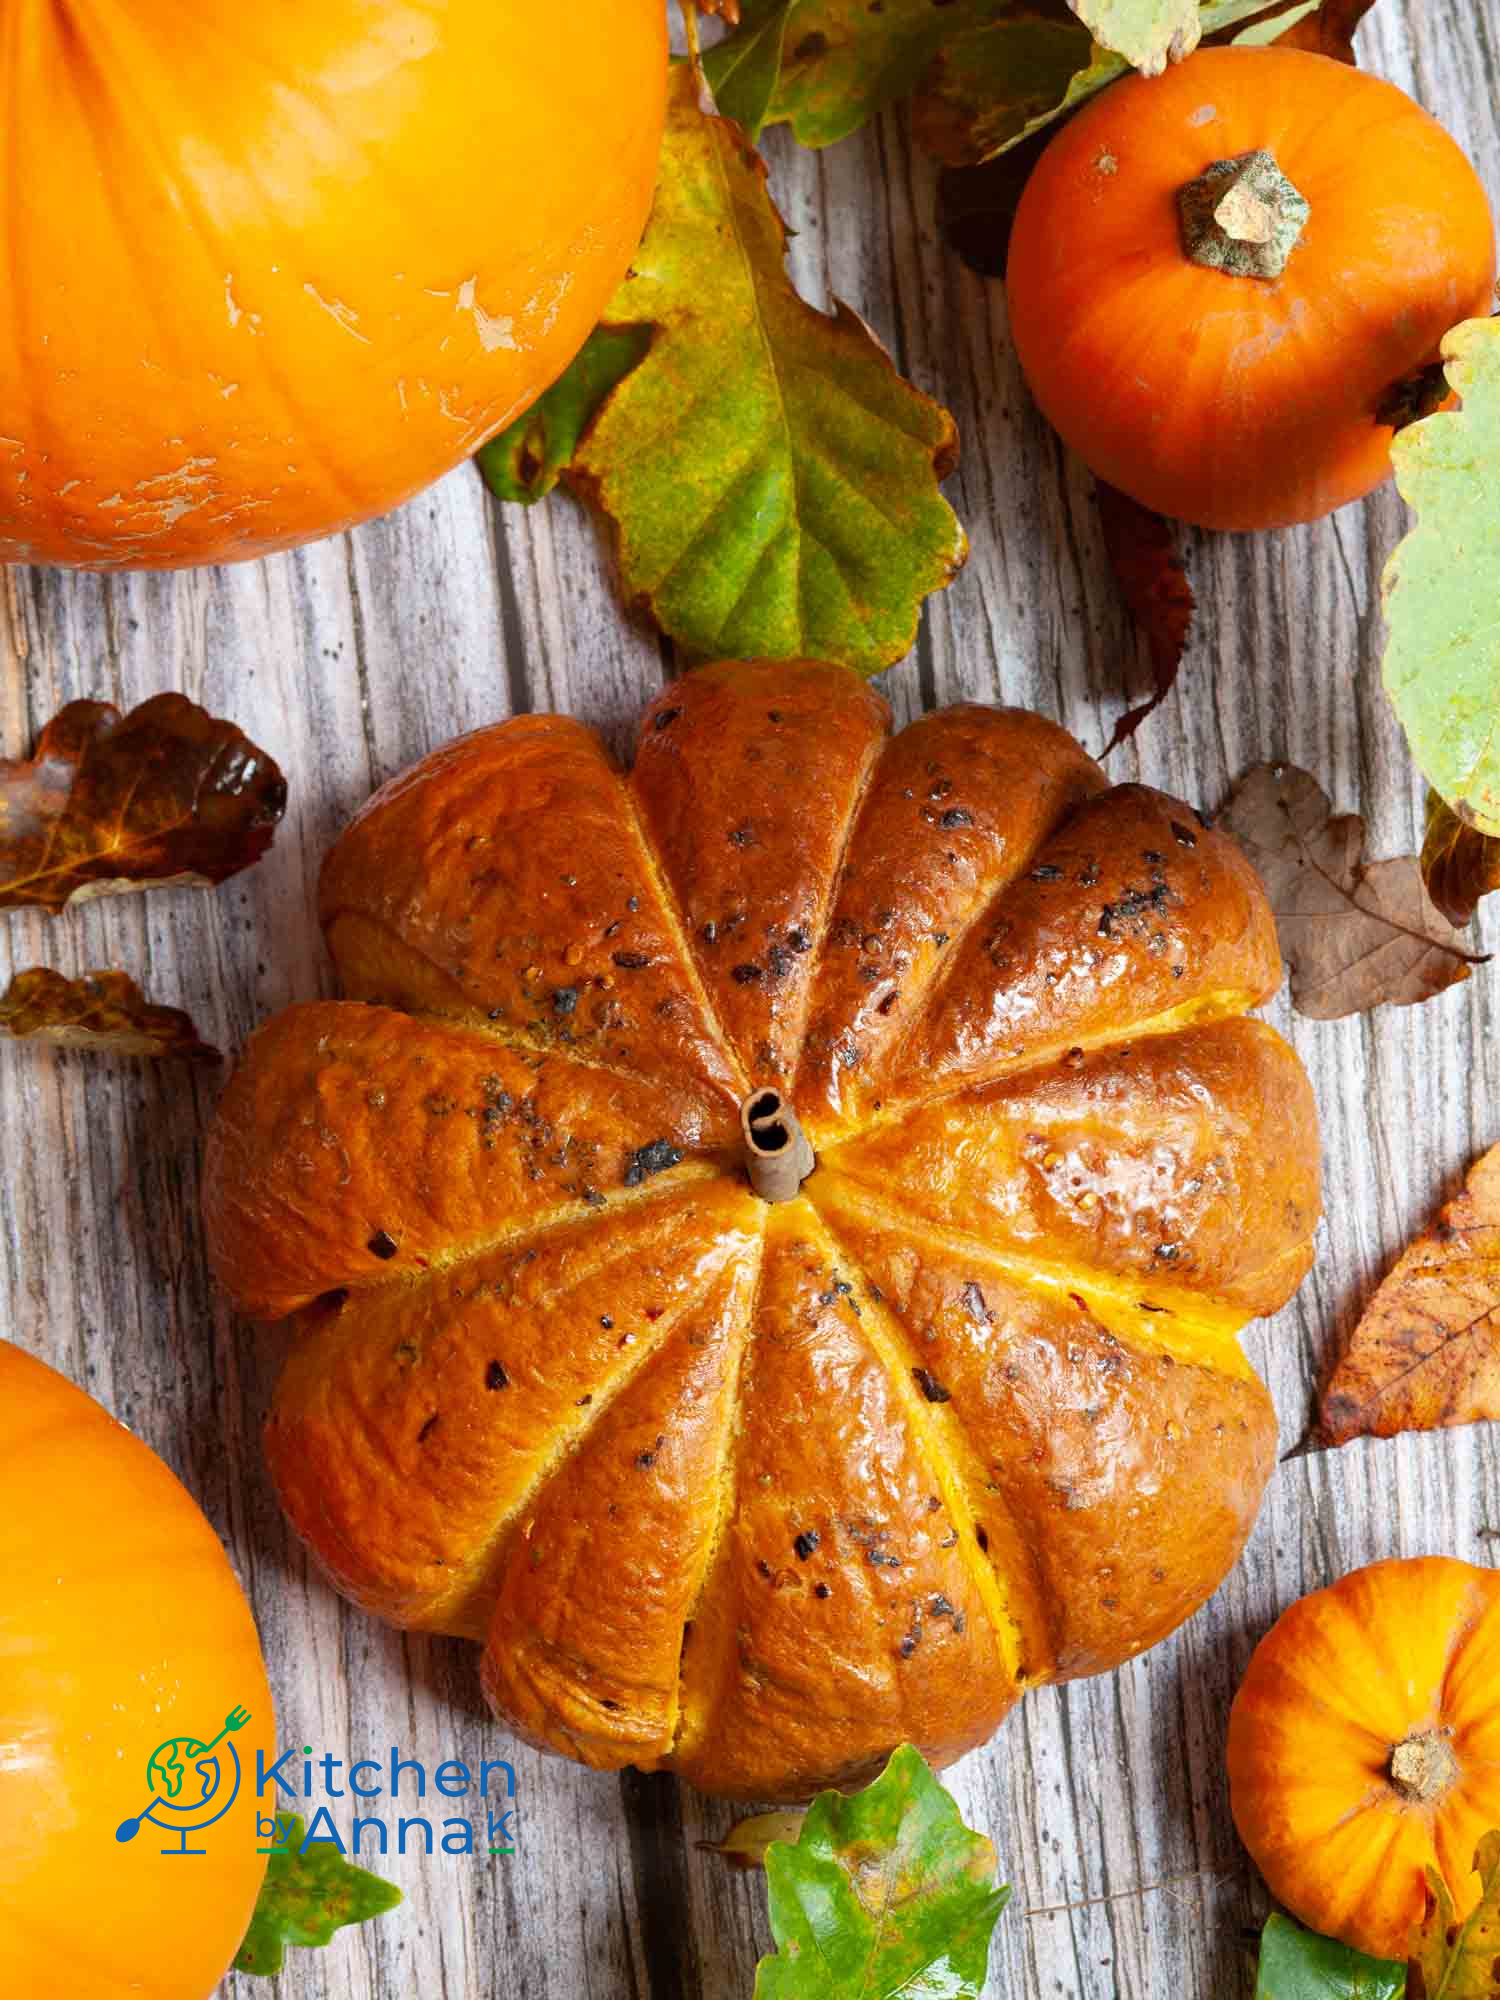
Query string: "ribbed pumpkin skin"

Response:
xmin=0 ymin=1343 xmax=275 ymax=1999
xmin=204 ymin=661 xmax=1322 ymax=1802
xmin=0 ymin=0 xmax=666 ymax=569
xmin=1006 ymin=47 xmax=1497 ymax=531
xmin=1229 ymin=1557 xmax=1500 ymax=1962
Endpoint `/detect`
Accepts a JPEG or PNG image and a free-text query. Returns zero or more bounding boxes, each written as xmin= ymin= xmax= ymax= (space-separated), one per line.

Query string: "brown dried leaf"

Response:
xmin=1423 ymin=791 xmax=1500 ymax=929
xmin=0 ymin=693 xmax=287 ymax=914
xmin=1321 ymin=1148 xmax=1500 ymax=1446
xmin=1218 ymin=763 xmax=1486 ymax=1019
xmin=1274 ymin=0 xmax=1378 ymax=61
xmin=700 ymin=1808 xmax=808 ymax=1870
xmin=697 ymin=0 xmax=741 ymax=15
xmin=1096 ymin=482 xmax=1195 ymax=754
xmin=0 ymin=968 xmax=218 ymax=1061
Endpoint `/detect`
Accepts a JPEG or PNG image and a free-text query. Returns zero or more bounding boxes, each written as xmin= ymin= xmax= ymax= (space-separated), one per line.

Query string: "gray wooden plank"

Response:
xmin=3 ymin=3 xmax=1498 ymax=1996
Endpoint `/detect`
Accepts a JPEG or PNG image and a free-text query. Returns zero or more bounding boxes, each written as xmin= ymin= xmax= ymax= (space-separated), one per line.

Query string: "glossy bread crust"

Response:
xmin=204 ymin=660 xmax=1322 ymax=1800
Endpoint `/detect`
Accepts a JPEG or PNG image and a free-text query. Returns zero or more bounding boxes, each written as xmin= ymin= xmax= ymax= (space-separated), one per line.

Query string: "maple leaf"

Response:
xmin=1422 ymin=792 xmax=1500 ymax=929
xmin=0 ymin=694 xmax=286 ymax=915
xmin=1384 ymin=318 xmax=1500 ymax=842
xmin=753 ymin=1743 xmax=1008 ymax=1998
xmin=1096 ymin=482 xmax=1196 ymax=754
xmin=234 ymin=1814 xmax=402 ymax=1977
xmin=1320 ymin=1145 xmax=1500 ymax=1447
xmin=482 ymin=63 xmax=966 ymax=675
xmin=1218 ymin=762 xmax=1485 ymax=1020
xmin=0 ymin=969 xmax=218 ymax=1061
xmin=1408 ymin=1830 xmax=1500 ymax=1999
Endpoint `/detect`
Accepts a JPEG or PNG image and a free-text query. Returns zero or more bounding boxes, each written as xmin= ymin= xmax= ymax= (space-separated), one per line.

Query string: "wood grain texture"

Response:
xmin=2 ymin=3 xmax=1497 ymax=1995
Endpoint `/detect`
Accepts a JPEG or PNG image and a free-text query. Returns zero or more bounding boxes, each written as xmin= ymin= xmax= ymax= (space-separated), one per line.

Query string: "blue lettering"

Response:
xmin=256 ymin=1747 xmax=299 ymax=1799
xmin=255 ymin=1812 xmax=294 ymax=1851
xmin=397 ymin=1816 xmax=433 ymax=1855
xmin=434 ymin=1760 xmax=470 ymax=1798
xmin=319 ymin=1754 xmax=346 ymax=1798
xmin=488 ymin=1808 xmax=516 ymax=1851
xmin=300 ymin=1806 xmax=347 ymax=1856
xmin=441 ymin=1819 xmax=475 ymax=1855
xmin=352 ymin=1818 xmax=388 ymax=1855
xmin=390 ymin=1750 xmax=426 ymax=1798
xmin=478 ymin=1759 xmax=516 ymax=1799
xmin=349 ymin=1759 xmax=382 ymax=1800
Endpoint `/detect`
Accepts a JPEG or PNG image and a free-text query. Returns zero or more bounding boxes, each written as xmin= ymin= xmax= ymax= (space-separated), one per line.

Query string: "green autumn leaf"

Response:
xmin=234 ymin=1815 xmax=402 ymax=1977
xmin=1384 ymin=317 xmax=1500 ymax=840
xmin=479 ymin=326 xmax=650 ymax=503
xmin=1072 ymin=0 xmax=1199 ymax=72
xmin=1253 ymin=1914 xmax=1406 ymax=1999
xmin=1410 ymin=1830 xmax=1500 ymax=1998
xmin=533 ymin=63 xmax=964 ymax=673
xmin=753 ymin=1743 xmax=1009 ymax=1998
xmin=914 ymin=0 xmax=1316 ymax=168
xmin=705 ymin=0 xmax=1009 ymax=149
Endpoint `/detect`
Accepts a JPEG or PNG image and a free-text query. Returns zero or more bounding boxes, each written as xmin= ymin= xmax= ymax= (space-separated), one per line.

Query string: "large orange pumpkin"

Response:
xmin=204 ymin=660 xmax=1321 ymax=1801
xmin=0 ymin=1342 xmax=275 ymax=1998
xmin=1006 ymin=47 xmax=1497 ymax=531
xmin=1229 ymin=1557 xmax=1500 ymax=1963
xmin=0 ymin=0 xmax=666 ymax=570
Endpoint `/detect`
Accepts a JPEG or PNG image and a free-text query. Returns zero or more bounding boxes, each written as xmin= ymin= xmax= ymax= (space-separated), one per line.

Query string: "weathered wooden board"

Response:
xmin=2 ymin=3 xmax=1497 ymax=1994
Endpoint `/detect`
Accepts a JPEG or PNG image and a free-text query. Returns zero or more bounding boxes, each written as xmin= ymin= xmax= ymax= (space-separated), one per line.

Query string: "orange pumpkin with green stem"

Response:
xmin=1006 ymin=47 xmax=1497 ymax=531
xmin=0 ymin=1342 xmax=275 ymax=1998
xmin=0 ymin=0 xmax=666 ymax=569
xmin=1229 ymin=1557 xmax=1500 ymax=1962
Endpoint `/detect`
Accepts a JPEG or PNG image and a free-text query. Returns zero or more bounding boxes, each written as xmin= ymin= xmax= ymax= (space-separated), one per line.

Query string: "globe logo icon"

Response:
xmin=115 ymin=1705 xmax=251 ymax=1856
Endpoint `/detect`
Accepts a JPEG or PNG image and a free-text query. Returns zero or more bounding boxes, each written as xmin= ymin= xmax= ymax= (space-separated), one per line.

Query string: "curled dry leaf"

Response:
xmin=0 ymin=693 xmax=287 ymax=915
xmin=0 ymin=968 xmax=218 ymax=1061
xmin=1409 ymin=1830 xmax=1500 ymax=1999
xmin=1320 ymin=1145 xmax=1500 ymax=1448
xmin=1095 ymin=482 xmax=1195 ymax=754
xmin=1218 ymin=763 xmax=1485 ymax=1020
xmin=1422 ymin=792 xmax=1500 ymax=929
xmin=482 ymin=64 xmax=966 ymax=674
xmin=701 ymin=1809 xmax=808 ymax=1871
xmin=1273 ymin=0 xmax=1379 ymax=61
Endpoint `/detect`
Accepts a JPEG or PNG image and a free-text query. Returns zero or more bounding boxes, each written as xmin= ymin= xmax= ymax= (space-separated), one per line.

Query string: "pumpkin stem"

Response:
xmin=1178 ymin=150 xmax=1309 ymax=281
xmin=1388 ymin=1730 xmax=1460 ymax=1805
xmin=740 ymin=1088 xmax=814 ymax=1203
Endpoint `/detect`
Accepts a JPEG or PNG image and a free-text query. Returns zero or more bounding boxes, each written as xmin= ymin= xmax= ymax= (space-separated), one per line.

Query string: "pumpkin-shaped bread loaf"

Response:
xmin=204 ymin=661 xmax=1320 ymax=1801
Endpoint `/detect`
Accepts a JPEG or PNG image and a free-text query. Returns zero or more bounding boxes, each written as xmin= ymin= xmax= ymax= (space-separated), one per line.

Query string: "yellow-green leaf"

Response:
xmin=1384 ymin=317 xmax=1500 ymax=841
xmin=1409 ymin=1830 xmax=1500 ymax=1998
xmin=1072 ymin=0 xmax=1198 ymax=73
xmin=235 ymin=1814 xmax=402 ymax=1977
xmin=563 ymin=63 xmax=965 ymax=674
xmin=753 ymin=1743 xmax=1008 ymax=1998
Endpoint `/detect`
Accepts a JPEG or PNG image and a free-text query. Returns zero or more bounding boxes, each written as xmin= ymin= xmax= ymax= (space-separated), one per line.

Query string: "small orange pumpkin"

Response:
xmin=1228 ymin=1556 xmax=1500 ymax=1961
xmin=0 ymin=1342 xmax=276 ymax=1999
xmin=1006 ymin=47 xmax=1497 ymax=531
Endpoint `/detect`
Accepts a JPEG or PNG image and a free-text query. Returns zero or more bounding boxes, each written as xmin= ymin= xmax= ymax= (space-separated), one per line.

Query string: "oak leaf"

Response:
xmin=1384 ymin=318 xmax=1500 ymax=841
xmin=0 ymin=694 xmax=286 ymax=915
xmin=1218 ymin=762 xmax=1484 ymax=1019
xmin=1422 ymin=792 xmax=1500 ymax=929
xmin=1408 ymin=1830 xmax=1500 ymax=1999
xmin=1096 ymin=482 xmax=1196 ymax=753
xmin=0 ymin=969 xmax=218 ymax=1061
xmin=483 ymin=63 xmax=966 ymax=675
xmin=753 ymin=1744 xmax=1008 ymax=1998
xmin=1320 ymin=1146 xmax=1500 ymax=1447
